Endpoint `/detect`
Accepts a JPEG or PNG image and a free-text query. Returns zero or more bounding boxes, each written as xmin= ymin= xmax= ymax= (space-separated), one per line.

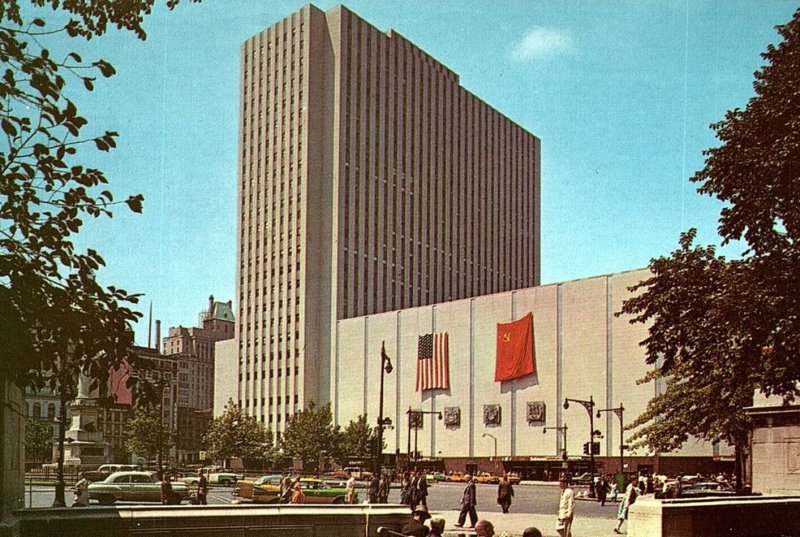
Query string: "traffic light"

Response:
xmin=583 ymin=442 xmax=589 ymax=455
xmin=592 ymin=442 xmax=600 ymax=455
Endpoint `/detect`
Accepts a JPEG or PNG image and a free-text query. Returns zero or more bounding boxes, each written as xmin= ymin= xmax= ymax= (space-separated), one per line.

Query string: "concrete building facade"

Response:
xmin=237 ymin=4 xmax=541 ymax=431
xmin=163 ymin=296 xmax=234 ymax=411
xmin=333 ymin=269 xmax=732 ymax=477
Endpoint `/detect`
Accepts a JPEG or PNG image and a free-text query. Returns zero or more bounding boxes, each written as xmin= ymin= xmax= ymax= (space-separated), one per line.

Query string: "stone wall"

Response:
xmin=18 ymin=504 xmax=409 ymax=537
xmin=629 ymin=496 xmax=800 ymax=537
xmin=0 ymin=377 xmax=24 ymax=537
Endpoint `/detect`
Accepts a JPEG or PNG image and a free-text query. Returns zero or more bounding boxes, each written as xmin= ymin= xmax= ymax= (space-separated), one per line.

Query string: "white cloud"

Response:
xmin=511 ymin=26 xmax=574 ymax=61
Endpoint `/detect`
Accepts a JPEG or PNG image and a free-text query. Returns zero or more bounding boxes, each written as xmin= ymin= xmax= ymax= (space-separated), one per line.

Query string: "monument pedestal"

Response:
xmin=62 ymin=388 xmax=108 ymax=467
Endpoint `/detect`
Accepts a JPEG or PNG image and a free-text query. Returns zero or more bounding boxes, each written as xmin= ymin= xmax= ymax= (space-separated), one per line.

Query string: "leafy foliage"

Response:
xmin=203 ymin=399 xmax=274 ymax=463
xmin=621 ymin=8 xmax=800 ymax=486
xmin=339 ymin=414 xmax=382 ymax=463
xmin=124 ymin=404 xmax=173 ymax=462
xmin=279 ymin=401 xmax=343 ymax=471
xmin=621 ymin=231 xmax=759 ymax=453
xmin=690 ymin=8 xmax=800 ymax=400
xmin=0 ymin=0 xmax=197 ymax=398
xmin=25 ymin=416 xmax=53 ymax=462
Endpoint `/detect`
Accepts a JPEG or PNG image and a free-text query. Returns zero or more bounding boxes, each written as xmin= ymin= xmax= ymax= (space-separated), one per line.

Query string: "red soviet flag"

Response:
xmin=495 ymin=312 xmax=535 ymax=381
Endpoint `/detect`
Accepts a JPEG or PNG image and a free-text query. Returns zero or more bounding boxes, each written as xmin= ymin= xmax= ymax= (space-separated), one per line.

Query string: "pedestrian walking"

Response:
xmin=596 ymin=475 xmax=608 ymax=506
xmin=72 ymin=472 xmax=89 ymax=507
xmin=197 ymin=469 xmax=208 ymax=505
xmin=160 ymin=473 xmax=173 ymax=505
xmin=556 ymin=475 xmax=575 ymax=537
xmin=378 ymin=473 xmax=390 ymax=503
xmin=614 ymin=476 xmax=639 ymax=534
xmin=416 ymin=471 xmax=429 ymax=507
xmin=454 ymin=474 xmax=478 ymax=529
xmin=496 ymin=475 xmax=514 ymax=513
xmin=345 ymin=472 xmax=357 ymax=504
xmin=369 ymin=473 xmax=380 ymax=503
xmin=280 ymin=473 xmax=293 ymax=504
xmin=290 ymin=481 xmax=305 ymax=504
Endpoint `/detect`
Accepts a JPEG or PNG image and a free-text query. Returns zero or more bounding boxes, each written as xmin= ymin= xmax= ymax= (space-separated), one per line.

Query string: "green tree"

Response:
xmin=124 ymin=404 xmax=173 ymax=463
xmin=280 ymin=401 xmax=342 ymax=472
xmin=25 ymin=417 xmax=53 ymax=463
xmin=0 ymin=0 xmax=198 ymax=397
xmin=620 ymin=231 xmax=764 ymax=485
xmin=621 ymin=8 xmax=800 ymax=489
xmin=690 ymin=7 xmax=800 ymax=399
xmin=340 ymin=414 xmax=382 ymax=463
xmin=203 ymin=399 xmax=272 ymax=465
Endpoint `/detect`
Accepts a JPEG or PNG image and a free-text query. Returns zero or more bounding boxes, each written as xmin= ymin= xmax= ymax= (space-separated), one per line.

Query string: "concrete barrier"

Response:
xmin=629 ymin=495 xmax=800 ymax=537
xmin=17 ymin=503 xmax=410 ymax=537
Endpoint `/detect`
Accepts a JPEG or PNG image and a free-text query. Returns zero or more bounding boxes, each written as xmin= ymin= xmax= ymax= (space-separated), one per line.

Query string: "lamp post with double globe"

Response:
xmin=376 ymin=342 xmax=393 ymax=476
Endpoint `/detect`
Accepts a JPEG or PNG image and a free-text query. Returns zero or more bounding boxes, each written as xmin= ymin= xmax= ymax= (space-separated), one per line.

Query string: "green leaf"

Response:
xmin=2 ymin=118 xmax=17 ymax=136
xmin=125 ymin=194 xmax=144 ymax=213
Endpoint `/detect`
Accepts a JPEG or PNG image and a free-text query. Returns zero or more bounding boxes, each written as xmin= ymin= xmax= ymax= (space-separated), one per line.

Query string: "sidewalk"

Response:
xmin=431 ymin=509 xmax=624 ymax=537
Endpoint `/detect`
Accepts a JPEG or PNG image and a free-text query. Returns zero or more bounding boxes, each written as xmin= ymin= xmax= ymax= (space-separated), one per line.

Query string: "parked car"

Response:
xmin=679 ymin=481 xmax=737 ymax=498
xmin=181 ymin=470 xmax=240 ymax=487
xmin=571 ymin=472 xmax=597 ymax=486
xmin=506 ymin=473 xmax=521 ymax=485
xmin=252 ymin=477 xmax=354 ymax=504
xmin=335 ymin=467 xmax=373 ymax=481
xmin=88 ymin=471 xmax=190 ymax=505
xmin=233 ymin=474 xmax=283 ymax=500
xmin=445 ymin=472 xmax=467 ymax=482
xmin=84 ymin=464 xmax=141 ymax=482
xmin=475 ymin=473 xmax=500 ymax=485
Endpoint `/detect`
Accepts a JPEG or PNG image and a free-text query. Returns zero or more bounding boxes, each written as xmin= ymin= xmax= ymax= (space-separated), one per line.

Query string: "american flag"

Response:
xmin=416 ymin=332 xmax=450 ymax=392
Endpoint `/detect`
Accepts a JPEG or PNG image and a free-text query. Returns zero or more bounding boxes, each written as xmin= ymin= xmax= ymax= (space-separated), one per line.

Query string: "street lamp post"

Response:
xmin=482 ymin=433 xmax=497 ymax=460
xmin=156 ymin=369 xmax=168 ymax=477
xmin=376 ymin=342 xmax=393 ymax=477
xmin=597 ymin=403 xmax=625 ymax=474
xmin=405 ymin=408 xmax=442 ymax=470
xmin=564 ymin=396 xmax=597 ymax=497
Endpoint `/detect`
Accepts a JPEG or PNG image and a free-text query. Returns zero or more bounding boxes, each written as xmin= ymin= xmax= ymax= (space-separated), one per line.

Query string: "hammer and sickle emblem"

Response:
xmin=502 ymin=332 xmax=511 ymax=343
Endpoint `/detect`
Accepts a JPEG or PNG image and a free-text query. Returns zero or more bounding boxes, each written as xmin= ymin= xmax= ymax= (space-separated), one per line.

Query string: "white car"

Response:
xmin=88 ymin=471 xmax=190 ymax=505
xmin=181 ymin=471 xmax=241 ymax=487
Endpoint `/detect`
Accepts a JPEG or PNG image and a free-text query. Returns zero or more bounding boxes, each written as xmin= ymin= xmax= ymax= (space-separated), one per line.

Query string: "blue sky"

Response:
xmin=51 ymin=1 xmax=797 ymax=345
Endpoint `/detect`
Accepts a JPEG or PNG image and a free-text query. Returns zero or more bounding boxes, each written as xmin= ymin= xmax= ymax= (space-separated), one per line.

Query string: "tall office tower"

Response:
xmin=237 ymin=5 xmax=540 ymax=431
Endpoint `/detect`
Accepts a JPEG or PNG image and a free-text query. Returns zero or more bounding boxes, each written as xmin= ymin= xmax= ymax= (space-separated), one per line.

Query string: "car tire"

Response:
xmin=332 ymin=496 xmax=346 ymax=504
xmin=97 ymin=494 xmax=115 ymax=505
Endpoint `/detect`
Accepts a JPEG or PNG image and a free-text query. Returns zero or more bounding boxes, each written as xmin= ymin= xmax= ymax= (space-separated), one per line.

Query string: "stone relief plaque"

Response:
xmin=483 ymin=404 xmax=501 ymax=427
xmin=527 ymin=401 xmax=546 ymax=425
xmin=444 ymin=406 xmax=460 ymax=429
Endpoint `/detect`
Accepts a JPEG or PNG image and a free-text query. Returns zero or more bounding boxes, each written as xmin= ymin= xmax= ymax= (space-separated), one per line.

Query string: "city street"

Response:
xmin=24 ymin=481 xmax=620 ymax=519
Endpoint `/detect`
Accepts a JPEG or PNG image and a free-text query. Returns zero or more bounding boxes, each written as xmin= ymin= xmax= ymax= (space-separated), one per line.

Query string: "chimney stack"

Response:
xmin=155 ymin=320 xmax=161 ymax=353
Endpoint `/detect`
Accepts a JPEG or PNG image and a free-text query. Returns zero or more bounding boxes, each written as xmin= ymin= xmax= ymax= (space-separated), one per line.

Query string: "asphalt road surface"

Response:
xmin=24 ymin=481 xmax=619 ymax=521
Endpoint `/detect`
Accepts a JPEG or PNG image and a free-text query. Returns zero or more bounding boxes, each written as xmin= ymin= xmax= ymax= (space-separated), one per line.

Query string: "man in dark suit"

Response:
xmin=454 ymin=474 xmax=478 ymax=528
xmin=401 ymin=505 xmax=431 ymax=537
xmin=416 ymin=472 xmax=429 ymax=506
